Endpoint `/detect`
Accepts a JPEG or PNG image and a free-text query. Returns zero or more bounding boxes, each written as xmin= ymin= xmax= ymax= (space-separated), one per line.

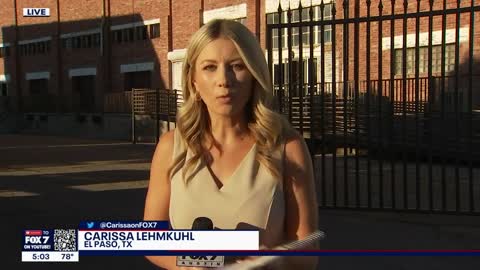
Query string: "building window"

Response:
xmin=395 ymin=44 xmax=455 ymax=75
xmin=19 ymin=40 xmax=50 ymax=56
xmin=149 ymin=23 xmax=160 ymax=38
xmin=111 ymin=23 xmax=160 ymax=44
xmin=291 ymin=9 xmax=300 ymax=47
xmin=113 ymin=30 xmax=123 ymax=43
xmin=273 ymin=58 xmax=317 ymax=85
xmin=82 ymin=35 xmax=91 ymax=48
xmin=267 ymin=13 xmax=281 ymax=49
xmin=233 ymin=17 xmax=246 ymax=25
xmin=20 ymin=44 xmax=26 ymax=56
xmin=38 ymin=42 xmax=46 ymax=53
xmin=136 ymin=26 xmax=148 ymax=40
xmin=93 ymin=33 xmax=101 ymax=47
xmin=122 ymin=28 xmax=134 ymax=42
xmin=315 ymin=5 xmax=333 ymax=44
xmin=29 ymin=43 xmax=36 ymax=55
xmin=62 ymin=33 xmax=101 ymax=50
xmin=62 ymin=38 xmax=71 ymax=49
xmin=74 ymin=37 xmax=81 ymax=48
xmin=0 ymin=46 xmax=10 ymax=58
xmin=266 ymin=4 xmax=333 ymax=49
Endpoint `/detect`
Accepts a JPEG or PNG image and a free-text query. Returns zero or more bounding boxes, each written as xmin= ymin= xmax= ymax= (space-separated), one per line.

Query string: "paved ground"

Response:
xmin=1 ymin=134 xmax=480 ymax=270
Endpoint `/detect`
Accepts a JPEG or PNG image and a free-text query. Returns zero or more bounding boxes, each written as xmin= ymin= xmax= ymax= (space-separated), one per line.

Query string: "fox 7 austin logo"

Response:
xmin=176 ymin=255 xmax=225 ymax=268
xmin=23 ymin=230 xmax=51 ymax=250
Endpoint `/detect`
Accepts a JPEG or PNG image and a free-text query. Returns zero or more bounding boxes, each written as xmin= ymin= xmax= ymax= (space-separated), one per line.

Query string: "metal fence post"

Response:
xmin=155 ymin=88 xmax=160 ymax=143
xmin=131 ymin=89 xmax=136 ymax=144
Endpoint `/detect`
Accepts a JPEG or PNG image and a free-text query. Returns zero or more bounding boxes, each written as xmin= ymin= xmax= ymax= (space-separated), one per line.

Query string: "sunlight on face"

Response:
xmin=193 ymin=38 xmax=253 ymax=118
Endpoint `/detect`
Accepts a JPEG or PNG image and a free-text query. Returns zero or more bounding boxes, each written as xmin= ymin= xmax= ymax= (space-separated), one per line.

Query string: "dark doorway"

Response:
xmin=28 ymin=79 xmax=50 ymax=112
xmin=29 ymin=79 xmax=48 ymax=95
xmin=124 ymin=71 xmax=151 ymax=91
xmin=0 ymin=83 xmax=7 ymax=96
xmin=72 ymin=75 xmax=95 ymax=113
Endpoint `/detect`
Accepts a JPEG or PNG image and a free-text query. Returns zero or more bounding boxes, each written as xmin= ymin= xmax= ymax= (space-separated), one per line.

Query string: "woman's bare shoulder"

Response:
xmin=284 ymin=130 xmax=307 ymax=156
xmin=157 ymin=129 xmax=176 ymax=148
xmin=152 ymin=129 xmax=176 ymax=164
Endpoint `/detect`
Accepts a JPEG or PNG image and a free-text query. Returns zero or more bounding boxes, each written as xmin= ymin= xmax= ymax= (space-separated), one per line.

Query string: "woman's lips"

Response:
xmin=217 ymin=95 xmax=232 ymax=103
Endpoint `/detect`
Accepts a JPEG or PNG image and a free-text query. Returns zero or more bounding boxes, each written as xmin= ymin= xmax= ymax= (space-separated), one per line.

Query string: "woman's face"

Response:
xmin=193 ymin=37 xmax=253 ymax=118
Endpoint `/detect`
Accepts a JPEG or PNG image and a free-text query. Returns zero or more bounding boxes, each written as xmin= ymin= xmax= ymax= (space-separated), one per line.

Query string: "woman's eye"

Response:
xmin=203 ymin=65 xmax=216 ymax=71
xmin=232 ymin=63 xmax=245 ymax=70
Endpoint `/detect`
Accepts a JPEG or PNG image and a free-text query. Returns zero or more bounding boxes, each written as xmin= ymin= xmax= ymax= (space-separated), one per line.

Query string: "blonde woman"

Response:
xmin=144 ymin=19 xmax=318 ymax=269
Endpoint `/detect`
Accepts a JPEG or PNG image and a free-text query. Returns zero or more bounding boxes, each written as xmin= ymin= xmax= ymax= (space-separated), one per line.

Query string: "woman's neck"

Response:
xmin=208 ymin=114 xmax=251 ymax=147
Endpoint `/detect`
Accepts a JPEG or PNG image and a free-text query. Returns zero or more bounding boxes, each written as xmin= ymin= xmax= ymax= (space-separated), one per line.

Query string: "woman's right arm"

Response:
xmin=143 ymin=130 xmax=179 ymax=269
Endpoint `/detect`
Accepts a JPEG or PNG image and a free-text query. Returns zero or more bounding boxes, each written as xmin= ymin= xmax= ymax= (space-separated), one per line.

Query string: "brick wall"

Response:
xmin=1 ymin=0 xmax=478 ymax=113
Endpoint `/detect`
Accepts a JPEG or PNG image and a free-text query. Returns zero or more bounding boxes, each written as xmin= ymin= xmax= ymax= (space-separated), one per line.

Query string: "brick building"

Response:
xmin=266 ymin=0 xmax=480 ymax=111
xmin=0 ymin=0 xmax=262 ymax=114
xmin=0 ymin=0 xmax=479 ymax=115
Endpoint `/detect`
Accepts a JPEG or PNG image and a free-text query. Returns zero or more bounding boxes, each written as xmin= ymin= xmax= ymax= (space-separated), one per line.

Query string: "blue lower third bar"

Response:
xmin=80 ymin=250 xmax=480 ymax=256
xmin=79 ymin=221 xmax=169 ymax=230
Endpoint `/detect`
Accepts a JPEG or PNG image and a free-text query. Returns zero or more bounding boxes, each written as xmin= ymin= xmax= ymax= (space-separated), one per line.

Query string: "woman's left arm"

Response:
xmin=282 ymin=133 xmax=319 ymax=269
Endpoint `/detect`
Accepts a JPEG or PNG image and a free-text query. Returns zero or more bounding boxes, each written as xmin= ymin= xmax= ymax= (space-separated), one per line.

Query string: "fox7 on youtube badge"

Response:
xmin=23 ymin=230 xmax=53 ymax=251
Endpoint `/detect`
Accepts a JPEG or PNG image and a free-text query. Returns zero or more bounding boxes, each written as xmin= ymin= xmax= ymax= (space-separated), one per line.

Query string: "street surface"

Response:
xmin=1 ymin=134 xmax=479 ymax=269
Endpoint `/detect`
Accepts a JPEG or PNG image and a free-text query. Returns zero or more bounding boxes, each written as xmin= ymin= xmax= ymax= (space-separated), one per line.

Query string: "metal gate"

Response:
xmin=266 ymin=0 xmax=480 ymax=214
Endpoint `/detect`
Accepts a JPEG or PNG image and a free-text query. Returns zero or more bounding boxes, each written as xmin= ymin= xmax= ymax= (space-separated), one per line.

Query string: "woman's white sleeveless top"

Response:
xmin=168 ymin=129 xmax=286 ymax=247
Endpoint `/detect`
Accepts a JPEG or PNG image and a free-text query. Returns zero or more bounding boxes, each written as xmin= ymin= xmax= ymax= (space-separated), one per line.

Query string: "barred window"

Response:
xmin=45 ymin=40 xmax=50 ymax=53
xmin=314 ymin=5 xmax=332 ymax=44
xmin=85 ymin=35 xmax=92 ymax=48
xmin=73 ymin=37 xmax=81 ymax=48
xmin=113 ymin=30 xmax=123 ymax=43
xmin=267 ymin=13 xmax=281 ymax=49
xmin=62 ymin=33 xmax=100 ymax=50
xmin=20 ymin=44 xmax=26 ymax=56
xmin=29 ymin=43 xmax=36 ymax=55
xmin=111 ymin=22 xmax=159 ymax=44
xmin=38 ymin=42 xmax=46 ymax=53
xmin=395 ymin=44 xmax=455 ymax=75
xmin=62 ymin=38 xmax=71 ymax=49
xmin=266 ymin=4 xmax=333 ymax=48
xmin=93 ymin=33 xmax=101 ymax=47
xmin=80 ymin=36 xmax=87 ymax=48
xmin=122 ymin=28 xmax=134 ymax=42
xmin=136 ymin=26 xmax=148 ymax=40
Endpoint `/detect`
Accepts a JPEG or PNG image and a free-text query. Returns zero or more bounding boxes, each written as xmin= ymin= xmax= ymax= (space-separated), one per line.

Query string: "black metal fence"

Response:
xmin=266 ymin=0 xmax=480 ymax=214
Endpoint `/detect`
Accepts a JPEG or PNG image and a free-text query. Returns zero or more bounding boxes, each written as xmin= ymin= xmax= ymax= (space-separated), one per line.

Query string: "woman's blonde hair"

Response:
xmin=171 ymin=19 xmax=294 ymax=181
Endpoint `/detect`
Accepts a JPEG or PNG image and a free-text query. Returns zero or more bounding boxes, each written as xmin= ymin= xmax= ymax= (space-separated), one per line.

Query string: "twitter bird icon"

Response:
xmin=87 ymin=222 xmax=95 ymax=229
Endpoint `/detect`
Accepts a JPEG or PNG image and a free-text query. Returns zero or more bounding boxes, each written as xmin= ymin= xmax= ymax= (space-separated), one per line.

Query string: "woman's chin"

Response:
xmin=211 ymin=108 xmax=244 ymax=118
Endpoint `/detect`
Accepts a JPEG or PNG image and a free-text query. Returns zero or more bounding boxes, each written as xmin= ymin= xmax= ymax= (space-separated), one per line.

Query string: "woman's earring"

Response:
xmin=195 ymin=93 xmax=202 ymax=101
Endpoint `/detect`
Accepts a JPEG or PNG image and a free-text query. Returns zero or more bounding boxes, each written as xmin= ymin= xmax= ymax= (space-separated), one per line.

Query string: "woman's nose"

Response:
xmin=216 ymin=66 xmax=232 ymax=88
